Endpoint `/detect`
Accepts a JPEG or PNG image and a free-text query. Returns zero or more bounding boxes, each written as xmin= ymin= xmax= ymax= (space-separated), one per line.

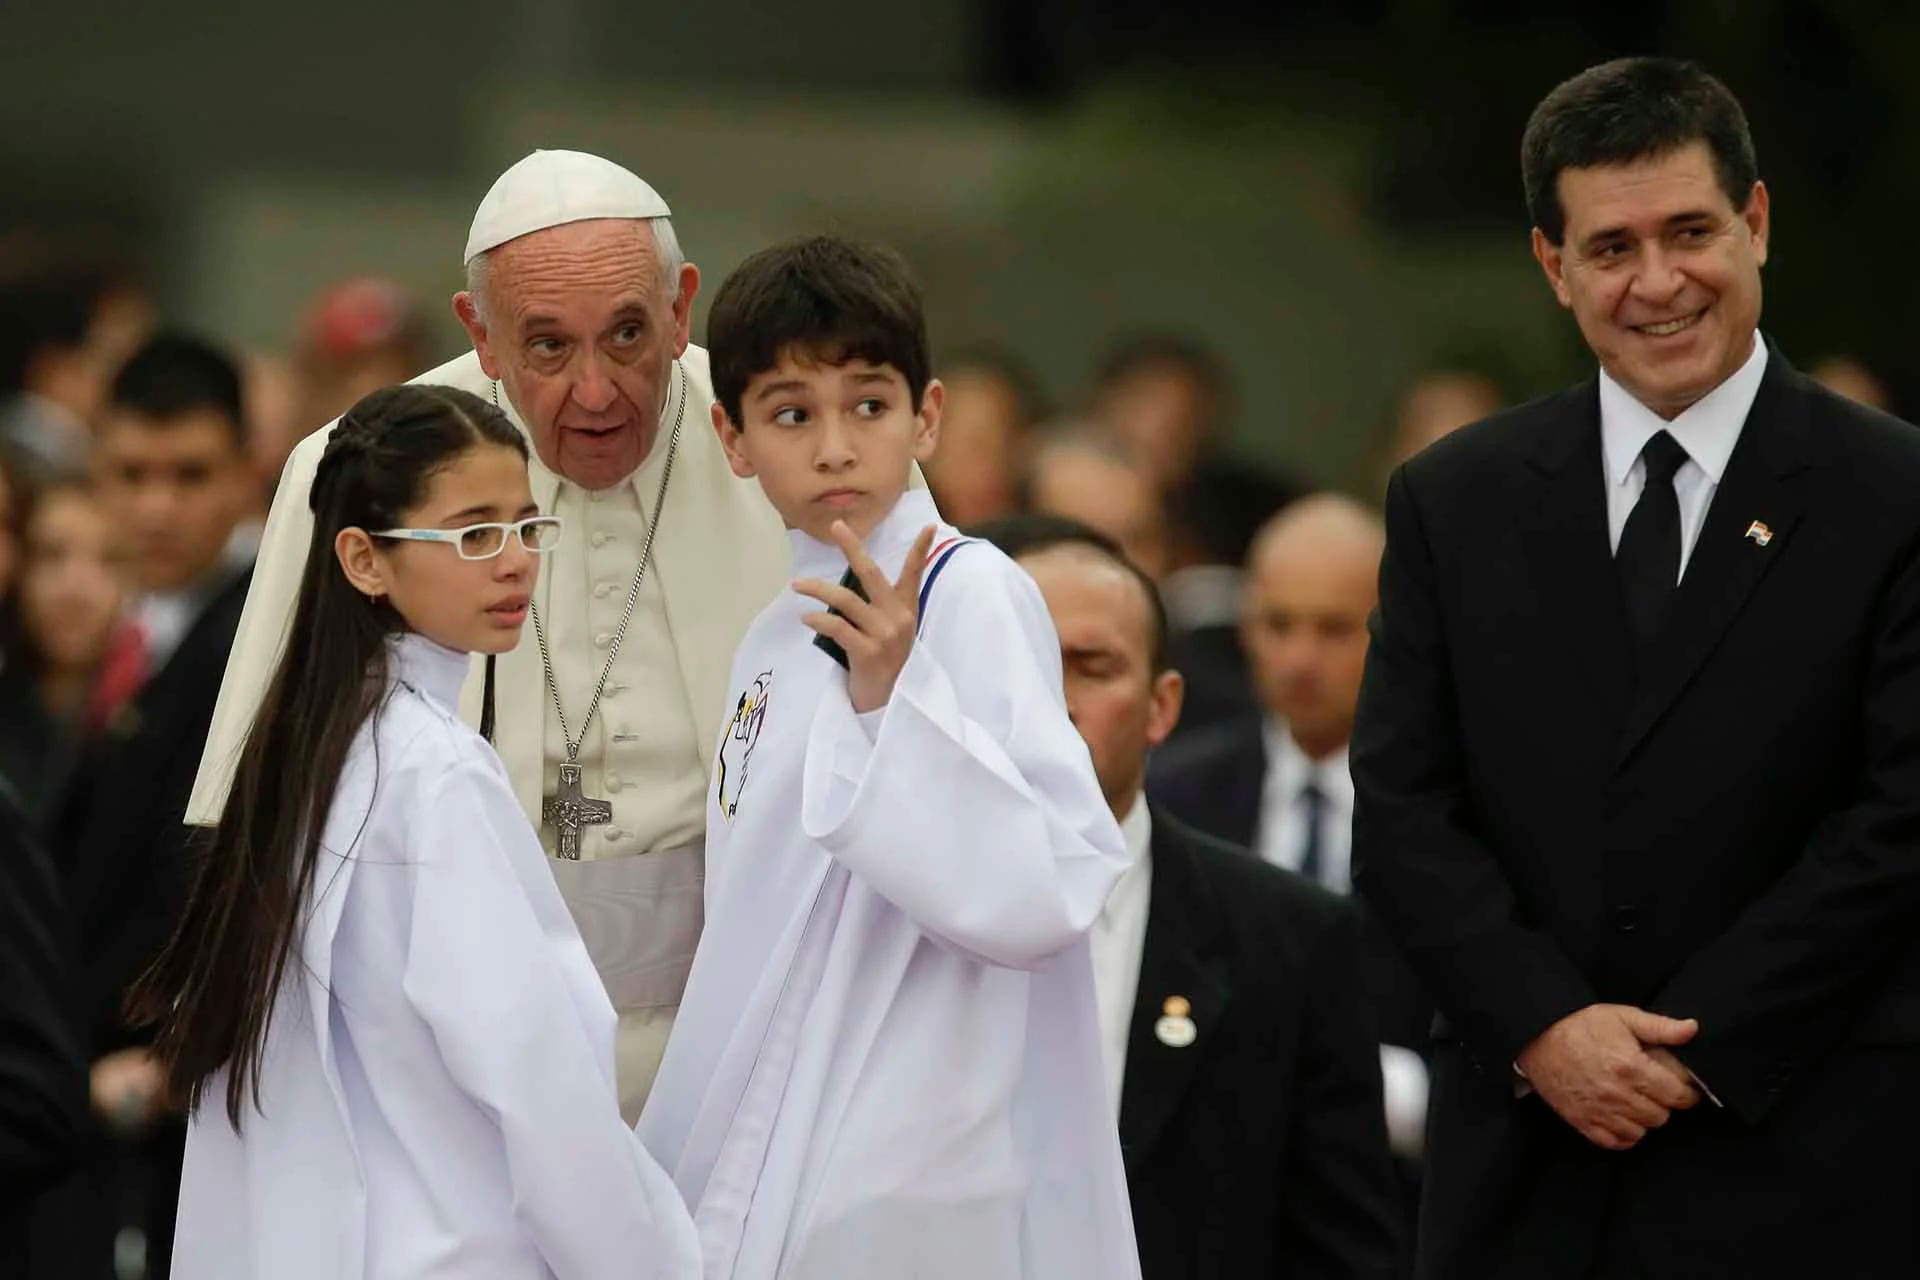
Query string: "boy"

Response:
xmin=638 ymin=237 xmax=1139 ymax=1279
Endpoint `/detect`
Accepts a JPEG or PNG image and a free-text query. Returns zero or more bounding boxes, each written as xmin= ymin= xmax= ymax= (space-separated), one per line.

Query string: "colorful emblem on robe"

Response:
xmin=717 ymin=671 xmax=772 ymax=821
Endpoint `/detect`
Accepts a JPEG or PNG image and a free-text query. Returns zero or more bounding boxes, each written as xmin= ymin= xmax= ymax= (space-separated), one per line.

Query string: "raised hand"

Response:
xmin=795 ymin=522 xmax=937 ymax=713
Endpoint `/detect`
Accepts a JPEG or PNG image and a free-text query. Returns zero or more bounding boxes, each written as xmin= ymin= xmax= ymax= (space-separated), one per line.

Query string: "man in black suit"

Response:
xmin=1151 ymin=494 xmax=1383 ymax=875
xmin=1352 ymin=58 xmax=1920 ymax=1279
xmin=0 ymin=778 xmax=87 ymax=1272
xmin=977 ymin=514 xmax=1401 ymax=1279
xmin=37 ymin=334 xmax=257 ymax=1278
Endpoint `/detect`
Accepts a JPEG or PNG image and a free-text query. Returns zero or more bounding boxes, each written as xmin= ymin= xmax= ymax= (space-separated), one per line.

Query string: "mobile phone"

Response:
xmin=812 ymin=566 xmax=870 ymax=669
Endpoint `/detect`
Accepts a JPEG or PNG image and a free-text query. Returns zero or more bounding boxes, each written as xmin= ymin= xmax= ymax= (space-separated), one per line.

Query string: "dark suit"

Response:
xmin=0 ymin=778 xmax=87 ymax=1271
xmin=35 ymin=566 xmax=250 ymax=1280
xmin=1150 ymin=724 xmax=1432 ymax=1055
xmin=1119 ymin=808 xmax=1401 ymax=1279
xmin=1352 ymin=352 xmax=1920 ymax=1278
xmin=1147 ymin=717 xmax=1266 ymax=851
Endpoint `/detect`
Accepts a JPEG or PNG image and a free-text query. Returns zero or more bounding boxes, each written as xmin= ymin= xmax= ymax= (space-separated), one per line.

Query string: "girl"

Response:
xmin=0 ymin=475 xmax=131 ymax=819
xmin=131 ymin=385 xmax=698 ymax=1279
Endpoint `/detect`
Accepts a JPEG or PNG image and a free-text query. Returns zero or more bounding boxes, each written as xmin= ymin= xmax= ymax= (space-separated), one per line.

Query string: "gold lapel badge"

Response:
xmin=1155 ymin=995 xmax=1198 ymax=1049
xmin=1745 ymin=520 xmax=1774 ymax=547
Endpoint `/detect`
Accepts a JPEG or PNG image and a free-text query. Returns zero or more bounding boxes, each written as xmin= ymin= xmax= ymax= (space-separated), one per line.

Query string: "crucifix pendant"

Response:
xmin=542 ymin=761 xmax=612 ymax=861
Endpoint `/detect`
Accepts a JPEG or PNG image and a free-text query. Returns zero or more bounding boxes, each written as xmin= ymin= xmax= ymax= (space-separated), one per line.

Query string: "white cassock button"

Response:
xmin=605 ymin=828 xmax=625 ymax=842
xmin=588 ymin=489 xmax=603 ymax=503
xmin=1155 ymin=995 xmax=1197 ymax=1049
xmin=594 ymin=581 xmax=614 ymax=599
xmin=592 ymin=531 xmax=612 ymax=548
xmin=605 ymin=773 xmax=623 ymax=792
xmin=594 ymin=631 xmax=612 ymax=648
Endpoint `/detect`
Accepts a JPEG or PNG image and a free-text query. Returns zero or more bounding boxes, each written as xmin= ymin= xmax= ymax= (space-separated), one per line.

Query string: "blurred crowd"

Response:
xmin=0 ymin=240 xmax=1900 ymax=1280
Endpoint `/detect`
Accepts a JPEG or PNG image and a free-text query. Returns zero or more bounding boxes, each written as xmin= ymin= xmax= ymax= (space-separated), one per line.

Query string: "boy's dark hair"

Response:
xmin=108 ymin=333 xmax=248 ymax=448
xmin=707 ymin=236 xmax=930 ymax=428
xmin=968 ymin=513 xmax=1170 ymax=675
xmin=129 ymin=383 xmax=525 ymax=1131
xmin=1522 ymin=57 xmax=1759 ymax=246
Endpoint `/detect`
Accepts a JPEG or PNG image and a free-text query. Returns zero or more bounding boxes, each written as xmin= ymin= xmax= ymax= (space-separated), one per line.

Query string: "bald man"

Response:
xmin=1023 ymin=427 xmax=1171 ymax=580
xmin=1150 ymin=496 xmax=1430 ymax=1165
xmin=1150 ymin=494 xmax=1382 ymax=875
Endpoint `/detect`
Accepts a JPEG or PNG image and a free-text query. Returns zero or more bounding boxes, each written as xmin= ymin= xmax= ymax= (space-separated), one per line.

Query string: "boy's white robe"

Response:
xmin=637 ymin=490 xmax=1141 ymax=1280
xmin=172 ymin=634 xmax=700 ymax=1279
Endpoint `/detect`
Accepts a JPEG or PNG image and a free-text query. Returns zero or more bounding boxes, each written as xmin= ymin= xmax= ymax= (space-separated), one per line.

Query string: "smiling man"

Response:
xmin=188 ymin=151 xmax=797 ymax=1119
xmin=1351 ymin=58 xmax=1920 ymax=1278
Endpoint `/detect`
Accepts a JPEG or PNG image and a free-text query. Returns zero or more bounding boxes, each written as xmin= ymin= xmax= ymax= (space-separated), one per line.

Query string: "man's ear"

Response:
xmin=671 ymin=263 xmax=701 ymax=358
xmin=453 ymin=291 xmax=500 ymax=380
xmin=1744 ymin=180 xmax=1770 ymax=268
xmin=1532 ymin=228 xmax=1573 ymax=310
xmin=1145 ymin=668 xmax=1186 ymax=749
xmin=712 ymin=402 xmax=755 ymax=479
xmin=335 ymin=527 xmax=389 ymax=599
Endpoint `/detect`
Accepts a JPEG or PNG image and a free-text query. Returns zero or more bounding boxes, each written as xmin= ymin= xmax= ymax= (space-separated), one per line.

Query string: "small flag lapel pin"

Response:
xmin=1745 ymin=520 xmax=1773 ymax=547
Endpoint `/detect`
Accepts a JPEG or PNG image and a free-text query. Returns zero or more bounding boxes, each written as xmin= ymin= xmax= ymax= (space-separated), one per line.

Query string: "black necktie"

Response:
xmin=1616 ymin=430 xmax=1690 ymax=654
xmin=1298 ymin=781 xmax=1326 ymax=886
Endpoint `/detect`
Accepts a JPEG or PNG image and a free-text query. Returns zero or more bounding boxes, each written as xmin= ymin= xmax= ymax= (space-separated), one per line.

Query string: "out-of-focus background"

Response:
xmin=2 ymin=5 xmax=1913 ymax=1275
xmin=5 ymin=1 xmax=1910 ymax=490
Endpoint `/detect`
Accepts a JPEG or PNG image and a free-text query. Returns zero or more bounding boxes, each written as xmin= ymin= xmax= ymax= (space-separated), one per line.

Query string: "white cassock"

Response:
xmin=173 ymin=633 xmax=701 ymax=1279
xmin=638 ymin=489 xmax=1142 ymax=1280
xmin=185 ymin=344 xmax=790 ymax=1117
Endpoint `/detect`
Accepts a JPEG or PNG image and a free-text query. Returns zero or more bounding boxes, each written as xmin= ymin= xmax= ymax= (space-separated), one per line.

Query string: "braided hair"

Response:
xmin=131 ymin=383 xmax=525 ymax=1129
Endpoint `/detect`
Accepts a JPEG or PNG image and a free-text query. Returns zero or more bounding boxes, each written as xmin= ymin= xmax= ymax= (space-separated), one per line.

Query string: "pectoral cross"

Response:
xmin=542 ymin=762 xmax=612 ymax=861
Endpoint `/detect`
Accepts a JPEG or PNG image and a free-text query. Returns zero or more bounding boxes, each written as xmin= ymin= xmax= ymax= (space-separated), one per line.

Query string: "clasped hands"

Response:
xmin=1516 ymin=1003 xmax=1702 ymax=1151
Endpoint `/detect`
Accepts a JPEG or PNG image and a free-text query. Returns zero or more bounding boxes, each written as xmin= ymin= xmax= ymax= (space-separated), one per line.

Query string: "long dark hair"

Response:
xmin=129 ymin=383 xmax=525 ymax=1128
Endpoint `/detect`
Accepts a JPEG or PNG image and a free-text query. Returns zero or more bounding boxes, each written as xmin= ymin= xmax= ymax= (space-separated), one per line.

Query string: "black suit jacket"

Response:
xmin=31 ymin=569 xmax=248 ymax=1279
xmin=1352 ymin=352 xmax=1920 ymax=1278
xmin=56 ymin=567 xmax=251 ymax=1052
xmin=1147 ymin=717 xmax=1266 ymax=851
xmin=0 ymin=779 xmax=86 ymax=1259
xmin=1119 ymin=809 xmax=1401 ymax=1279
xmin=1150 ymin=726 xmax=1433 ymax=1056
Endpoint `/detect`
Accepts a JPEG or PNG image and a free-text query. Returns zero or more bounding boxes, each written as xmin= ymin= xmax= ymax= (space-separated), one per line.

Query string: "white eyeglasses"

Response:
xmin=373 ymin=515 xmax=564 ymax=560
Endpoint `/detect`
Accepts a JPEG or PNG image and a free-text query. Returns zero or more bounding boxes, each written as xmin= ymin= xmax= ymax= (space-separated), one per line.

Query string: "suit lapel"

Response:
xmin=1517 ymin=381 xmax=1633 ymax=715
xmin=1119 ymin=812 xmax=1233 ymax=1165
xmin=1615 ymin=358 xmax=1815 ymax=763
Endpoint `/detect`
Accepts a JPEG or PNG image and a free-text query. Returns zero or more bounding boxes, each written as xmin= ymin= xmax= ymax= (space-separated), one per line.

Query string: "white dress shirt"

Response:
xmin=1088 ymin=797 xmax=1154 ymax=1115
xmin=1599 ymin=336 xmax=1768 ymax=579
xmin=1256 ymin=722 xmax=1354 ymax=893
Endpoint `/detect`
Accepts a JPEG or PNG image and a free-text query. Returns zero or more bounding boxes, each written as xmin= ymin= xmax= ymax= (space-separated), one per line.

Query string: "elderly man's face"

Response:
xmin=457 ymin=219 xmax=698 ymax=491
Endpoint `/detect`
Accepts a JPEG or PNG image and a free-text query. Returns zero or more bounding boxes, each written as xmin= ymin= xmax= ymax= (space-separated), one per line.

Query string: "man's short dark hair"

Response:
xmin=707 ymin=236 xmax=930 ymax=428
xmin=968 ymin=513 xmax=1170 ymax=674
xmin=107 ymin=333 xmax=247 ymax=448
xmin=1522 ymin=57 xmax=1759 ymax=246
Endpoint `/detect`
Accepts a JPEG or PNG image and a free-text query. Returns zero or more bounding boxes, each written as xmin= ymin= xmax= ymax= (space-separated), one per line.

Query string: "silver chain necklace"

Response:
xmin=493 ymin=364 xmax=686 ymax=856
